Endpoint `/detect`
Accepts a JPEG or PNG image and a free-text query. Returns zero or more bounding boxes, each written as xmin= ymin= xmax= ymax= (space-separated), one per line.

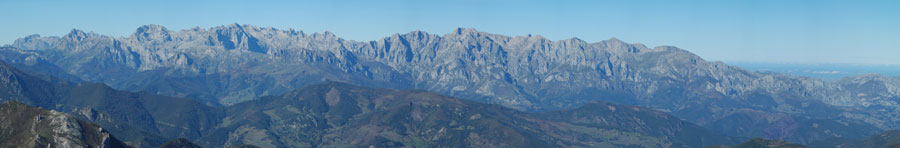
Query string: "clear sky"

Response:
xmin=1 ymin=0 xmax=898 ymax=64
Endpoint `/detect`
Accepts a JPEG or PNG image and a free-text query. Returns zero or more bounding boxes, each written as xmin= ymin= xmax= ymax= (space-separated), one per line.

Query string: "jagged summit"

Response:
xmin=135 ymin=24 xmax=168 ymax=31
xmin=65 ymin=29 xmax=90 ymax=41
xmin=213 ymin=23 xmax=252 ymax=32
xmin=310 ymin=30 xmax=338 ymax=40
xmin=220 ymin=23 xmax=251 ymax=29
xmin=39 ymin=24 xmax=667 ymax=46
xmin=565 ymin=37 xmax=584 ymax=42
xmin=399 ymin=30 xmax=433 ymax=38
xmin=453 ymin=27 xmax=479 ymax=35
xmin=22 ymin=34 xmax=41 ymax=40
xmin=132 ymin=24 xmax=172 ymax=42
xmin=606 ymin=37 xmax=623 ymax=43
xmin=599 ymin=37 xmax=629 ymax=46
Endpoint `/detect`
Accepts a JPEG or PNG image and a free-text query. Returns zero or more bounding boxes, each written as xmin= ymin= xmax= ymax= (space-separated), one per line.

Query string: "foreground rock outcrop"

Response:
xmin=0 ymin=101 xmax=132 ymax=148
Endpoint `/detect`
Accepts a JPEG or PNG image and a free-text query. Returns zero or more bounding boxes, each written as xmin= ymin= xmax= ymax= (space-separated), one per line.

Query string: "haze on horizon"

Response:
xmin=1 ymin=0 xmax=898 ymax=65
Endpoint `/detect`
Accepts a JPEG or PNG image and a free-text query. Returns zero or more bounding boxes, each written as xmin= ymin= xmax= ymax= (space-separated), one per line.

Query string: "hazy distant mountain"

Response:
xmin=727 ymin=62 xmax=900 ymax=79
xmin=0 ymin=101 xmax=132 ymax=148
xmin=3 ymin=24 xmax=899 ymax=143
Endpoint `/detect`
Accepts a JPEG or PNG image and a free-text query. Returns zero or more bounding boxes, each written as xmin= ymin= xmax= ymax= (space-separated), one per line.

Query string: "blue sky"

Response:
xmin=1 ymin=0 xmax=898 ymax=64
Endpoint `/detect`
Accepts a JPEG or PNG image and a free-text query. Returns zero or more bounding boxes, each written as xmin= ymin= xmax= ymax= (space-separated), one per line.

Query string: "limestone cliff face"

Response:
xmin=0 ymin=101 xmax=131 ymax=148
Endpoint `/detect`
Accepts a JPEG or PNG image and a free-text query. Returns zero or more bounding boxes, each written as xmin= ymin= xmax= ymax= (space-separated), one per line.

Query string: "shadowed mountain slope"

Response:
xmin=0 ymin=60 xmax=221 ymax=147
xmin=188 ymin=82 xmax=741 ymax=147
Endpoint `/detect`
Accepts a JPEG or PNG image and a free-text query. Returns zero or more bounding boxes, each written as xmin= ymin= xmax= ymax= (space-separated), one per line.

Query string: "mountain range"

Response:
xmin=1 ymin=24 xmax=899 ymax=145
xmin=0 ymin=59 xmax=738 ymax=147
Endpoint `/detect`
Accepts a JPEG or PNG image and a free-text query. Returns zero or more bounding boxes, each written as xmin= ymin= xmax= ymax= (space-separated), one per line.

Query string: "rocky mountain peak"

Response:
xmin=454 ymin=27 xmax=477 ymax=34
xmin=597 ymin=37 xmax=651 ymax=53
xmin=452 ymin=27 xmax=483 ymax=37
xmin=606 ymin=37 xmax=624 ymax=43
xmin=223 ymin=23 xmax=249 ymax=30
xmin=402 ymin=30 xmax=433 ymax=39
xmin=65 ymin=29 xmax=90 ymax=41
xmin=131 ymin=24 xmax=172 ymax=42
xmin=212 ymin=23 xmax=262 ymax=36
xmin=601 ymin=37 xmax=628 ymax=46
xmin=311 ymin=30 xmax=338 ymax=40
xmin=135 ymin=24 xmax=168 ymax=32
xmin=22 ymin=34 xmax=41 ymax=40
xmin=387 ymin=30 xmax=438 ymax=43
xmin=286 ymin=28 xmax=305 ymax=36
xmin=13 ymin=34 xmax=43 ymax=45
xmin=209 ymin=23 xmax=267 ymax=53
xmin=565 ymin=37 xmax=584 ymax=42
